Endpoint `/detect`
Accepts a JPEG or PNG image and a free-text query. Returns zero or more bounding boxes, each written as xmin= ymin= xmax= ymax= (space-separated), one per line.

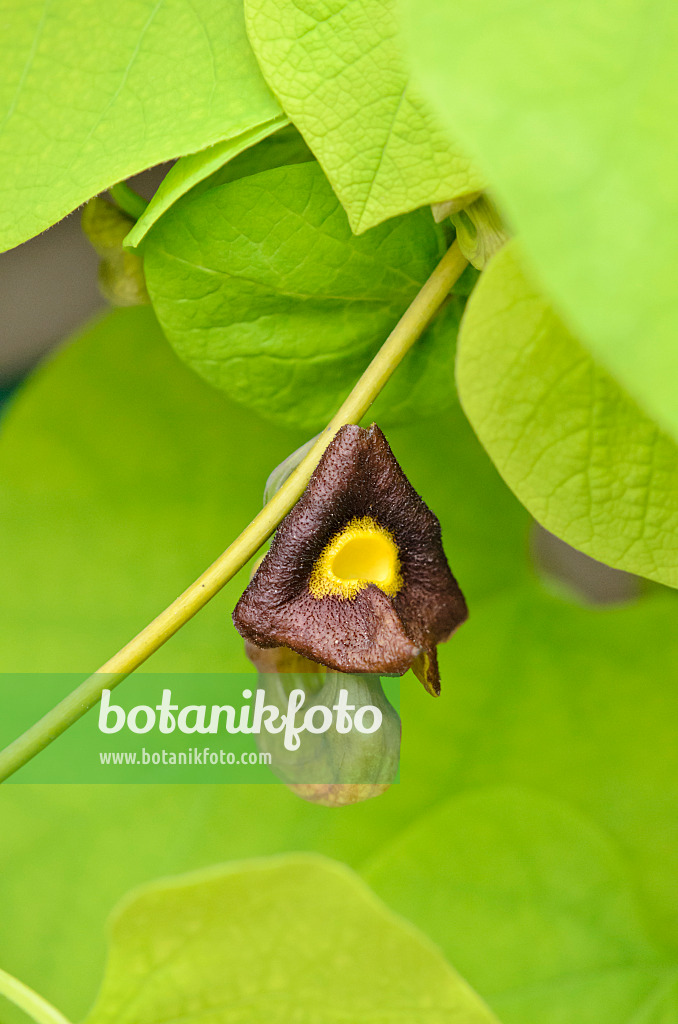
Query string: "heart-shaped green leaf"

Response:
xmin=144 ymin=161 xmax=466 ymax=431
xmin=0 ymin=0 xmax=281 ymax=252
xmin=399 ymin=0 xmax=678 ymax=443
xmin=126 ymin=123 xmax=315 ymax=251
xmin=85 ymin=855 xmax=497 ymax=1024
xmin=245 ymin=0 xmax=483 ymax=233
xmin=456 ymin=241 xmax=678 ymax=588
xmin=366 ymin=788 xmax=676 ymax=1024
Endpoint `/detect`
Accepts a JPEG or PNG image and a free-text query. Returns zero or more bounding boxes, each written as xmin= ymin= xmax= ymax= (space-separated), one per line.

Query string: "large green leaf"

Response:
xmin=144 ymin=160 xmax=465 ymax=431
xmin=399 ymin=0 xmax=678 ymax=443
xmin=366 ymin=788 xmax=675 ymax=1024
xmin=456 ymin=242 xmax=678 ymax=588
xmin=0 ymin=0 xmax=281 ymax=252
xmin=244 ymin=0 xmax=483 ymax=233
xmin=86 ymin=855 xmax=496 ymax=1024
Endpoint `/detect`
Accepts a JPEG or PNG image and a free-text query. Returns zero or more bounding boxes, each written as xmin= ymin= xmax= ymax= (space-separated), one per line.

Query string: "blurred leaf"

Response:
xmin=457 ymin=242 xmax=678 ymax=587
xmin=144 ymin=161 xmax=464 ymax=431
xmin=123 ymin=115 xmax=288 ymax=249
xmin=0 ymin=385 xmax=15 ymax=413
xmin=245 ymin=0 xmax=483 ymax=233
xmin=400 ymin=584 xmax=678 ymax=957
xmin=0 ymin=0 xmax=281 ymax=252
xmin=399 ymin=0 xmax=678 ymax=442
xmin=366 ymin=788 xmax=675 ymax=1024
xmin=86 ymin=855 xmax=497 ymax=1024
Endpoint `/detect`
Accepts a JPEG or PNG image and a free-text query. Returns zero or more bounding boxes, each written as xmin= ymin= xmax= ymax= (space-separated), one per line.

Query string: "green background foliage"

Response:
xmin=0 ymin=309 xmax=676 ymax=1024
xmin=367 ymin=789 xmax=676 ymax=1024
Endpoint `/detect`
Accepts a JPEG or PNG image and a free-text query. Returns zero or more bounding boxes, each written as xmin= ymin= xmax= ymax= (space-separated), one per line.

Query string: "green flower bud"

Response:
xmin=430 ymin=191 xmax=483 ymax=223
xmin=245 ymin=640 xmax=400 ymax=807
xmin=450 ymin=193 xmax=509 ymax=270
xmin=81 ymin=198 xmax=149 ymax=306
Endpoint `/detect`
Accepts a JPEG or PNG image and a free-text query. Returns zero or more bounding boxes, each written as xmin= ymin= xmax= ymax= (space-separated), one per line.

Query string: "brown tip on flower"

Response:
xmin=412 ymin=650 xmax=442 ymax=698
xmin=233 ymin=424 xmax=468 ymax=694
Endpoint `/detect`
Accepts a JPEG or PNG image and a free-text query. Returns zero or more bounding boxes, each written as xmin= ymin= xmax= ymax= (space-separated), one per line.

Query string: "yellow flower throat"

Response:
xmin=309 ymin=516 xmax=402 ymax=600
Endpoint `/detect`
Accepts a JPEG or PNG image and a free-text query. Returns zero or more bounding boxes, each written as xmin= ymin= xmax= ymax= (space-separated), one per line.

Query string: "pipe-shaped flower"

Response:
xmin=233 ymin=424 xmax=467 ymax=695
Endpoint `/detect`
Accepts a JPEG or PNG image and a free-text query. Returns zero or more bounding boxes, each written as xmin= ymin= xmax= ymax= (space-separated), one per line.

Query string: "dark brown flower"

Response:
xmin=233 ymin=424 xmax=467 ymax=695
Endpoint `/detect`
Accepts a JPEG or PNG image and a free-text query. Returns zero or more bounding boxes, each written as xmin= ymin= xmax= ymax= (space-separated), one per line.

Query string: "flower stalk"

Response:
xmin=0 ymin=968 xmax=72 ymax=1024
xmin=109 ymin=181 xmax=148 ymax=221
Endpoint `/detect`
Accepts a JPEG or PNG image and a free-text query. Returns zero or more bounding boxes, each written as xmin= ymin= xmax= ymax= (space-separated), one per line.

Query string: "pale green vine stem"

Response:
xmin=0 ymin=241 xmax=467 ymax=783
xmin=109 ymin=181 xmax=148 ymax=220
xmin=0 ymin=967 xmax=73 ymax=1024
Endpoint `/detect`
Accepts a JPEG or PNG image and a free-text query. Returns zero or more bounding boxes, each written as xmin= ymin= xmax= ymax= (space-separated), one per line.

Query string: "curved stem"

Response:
xmin=0 ymin=242 xmax=467 ymax=783
xmin=0 ymin=968 xmax=73 ymax=1024
xmin=109 ymin=181 xmax=148 ymax=221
